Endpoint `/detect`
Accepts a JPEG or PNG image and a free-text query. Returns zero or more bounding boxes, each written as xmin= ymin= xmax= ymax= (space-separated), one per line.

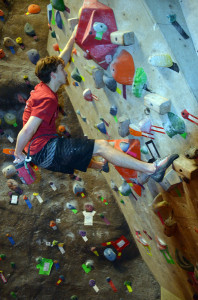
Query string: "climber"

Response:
xmin=14 ymin=30 xmax=179 ymax=183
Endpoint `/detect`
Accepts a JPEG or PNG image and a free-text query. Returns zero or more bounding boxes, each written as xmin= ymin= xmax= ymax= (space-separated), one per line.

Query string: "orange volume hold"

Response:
xmin=110 ymin=50 xmax=135 ymax=85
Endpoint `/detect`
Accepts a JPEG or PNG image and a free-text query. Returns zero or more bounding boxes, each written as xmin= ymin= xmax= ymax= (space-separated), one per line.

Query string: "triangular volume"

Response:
xmin=108 ymin=139 xmax=142 ymax=196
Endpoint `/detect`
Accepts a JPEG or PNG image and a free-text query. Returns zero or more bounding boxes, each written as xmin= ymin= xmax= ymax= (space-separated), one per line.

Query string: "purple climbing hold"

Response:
xmin=55 ymin=11 xmax=63 ymax=29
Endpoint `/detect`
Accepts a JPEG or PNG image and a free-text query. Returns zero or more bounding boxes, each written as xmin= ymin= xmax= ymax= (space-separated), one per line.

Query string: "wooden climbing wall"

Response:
xmin=47 ymin=0 xmax=198 ymax=299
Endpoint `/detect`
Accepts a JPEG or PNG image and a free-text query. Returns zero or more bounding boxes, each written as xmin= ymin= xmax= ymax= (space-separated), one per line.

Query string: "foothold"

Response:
xmin=55 ymin=10 xmax=63 ymax=29
xmin=50 ymin=220 xmax=57 ymax=230
xmin=10 ymin=292 xmax=17 ymax=299
xmin=6 ymin=234 xmax=15 ymax=245
xmin=132 ymin=68 xmax=147 ymax=98
xmin=110 ymin=50 xmax=135 ymax=85
xmin=110 ymin=180 xmax=118 ymax=191
xmin=181 ymin=109 xmax=198 ymax=126
xmin=4 ymin=113 xmax=17 ymax=127
xmin=120 ymin=141 xmax=137 ymax=157
xmin=102 ymin=235 xmax=130 ymax=259
xmin=140 ymin=145 xmax=149 ymax=154
xmin=71 ymin=67 xmax=82 ymax=82
xmin=95 ymin=122 xmax=109 ymax=136
xmin=92 ymin=68 xmax=105 ymax=89
xmin=16 ymin=37 xmax=25 ymax=49
xmin=28 ymin=4 xmax=41 ymax=14
xmin=144 ymin=93 xmax=171 ymax=115
xmin=53 ymin=43 xmax=60 ymax=52
xmin=0 ymin=49 xmax=6 ymax=59
xmin=71 ymin=296 xmax=78 ymax=300
xmin=124 ymin=281 xmax=133 ymax=293
xmin=167 ymin=14 xmax=189 ymax=40
xmin=110 ymin=30 xmax=134 ymax=45
xmin=103 ymin=75 xmax=117 ymax=92
xmin=91 ymin=247 xmax=99 ymax=256
xmin=164 ymin=215 xmax=177 ymax=237
xmin=0 ymin=10 xmax=5 ymax=22
xmin=27 ymin=49 xmax=40 ymax=65
xmin=175 ymin=249 xmax=194 ymax=272
xmin=68 ymin=18 xmax=79 ymax=32
xmin=47 ymin=4 xmax=52 ymax=24
xmin=51 ymin=31 xmax=56 ymax=38
xmin=83 ymin=89 xmax=98 ymax=101
xmin=3 ymin=37 xmax=15 ymax=54
xmin=93 ymin=22 xmax=108 ymax=40
xmin=24 ymin=23 xmax=35 ymax=37
xmin=163 ymin=112 xmax=186 ymax=138
xmin=118 ymin=181 xmax=131 ymax=196
xmin=51 ymin=0 xmax=65 ymax=12
xmin=139 ymin=118 xmax=165 ymax=134
xmin=73 ymin=182 xmax=85 ymax=197
xmin=118 ymin=116 xmax=130 ymax=137
xmin=2 ymin=165 xmax=17 ymax=179
xmin=148 ymin=54 xmax=173 ymax=68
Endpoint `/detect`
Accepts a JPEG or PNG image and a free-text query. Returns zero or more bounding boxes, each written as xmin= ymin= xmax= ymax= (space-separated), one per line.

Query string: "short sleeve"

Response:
xmin=31 ymin=98 xmax=57 ymax=124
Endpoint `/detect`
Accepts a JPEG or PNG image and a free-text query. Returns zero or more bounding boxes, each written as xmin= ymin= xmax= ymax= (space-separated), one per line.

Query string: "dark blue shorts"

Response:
xmin=31 ymin=137 xmax=95 ymax=174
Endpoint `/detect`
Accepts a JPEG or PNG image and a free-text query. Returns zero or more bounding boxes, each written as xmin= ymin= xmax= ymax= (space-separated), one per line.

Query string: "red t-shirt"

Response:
xmin=23 ymin=82 xmax=59 ymax=155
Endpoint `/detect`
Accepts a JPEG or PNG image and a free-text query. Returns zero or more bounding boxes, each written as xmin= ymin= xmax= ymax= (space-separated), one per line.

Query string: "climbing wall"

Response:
xmin=47 ymin=0 xmax=198 ymax=299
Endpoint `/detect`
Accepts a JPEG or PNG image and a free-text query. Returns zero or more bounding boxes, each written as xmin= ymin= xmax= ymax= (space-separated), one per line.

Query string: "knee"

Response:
xmin=93 ymin=139 xmax=109 ymax=156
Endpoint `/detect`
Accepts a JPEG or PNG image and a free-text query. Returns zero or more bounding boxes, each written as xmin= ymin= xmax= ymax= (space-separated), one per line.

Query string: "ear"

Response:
xmin=51 ymin=72 xmax=56 ymax=79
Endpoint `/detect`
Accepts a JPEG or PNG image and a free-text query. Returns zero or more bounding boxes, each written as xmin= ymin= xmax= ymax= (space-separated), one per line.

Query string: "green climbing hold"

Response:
xmin=141 ymin=145 xmax=149 ymax=154
xmin=51 ymin=0 xmax=65 ymax=12
xmin=71 ymin=67 xmax=82 ymax=83
xmin=163 ymin=112 xmax=186 ymax=138
xmin=180 ymin=132 xmax=187 ymax=139
xmin=132 ymin=67 xmax=147 ymax=98
xmin=51 ymin=31 xmax=56 ymax=38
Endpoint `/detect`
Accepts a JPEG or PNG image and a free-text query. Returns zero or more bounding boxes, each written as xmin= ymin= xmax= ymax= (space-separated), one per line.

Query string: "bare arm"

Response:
xmin=14 ymin=116 xmax=42 ymax=163
xmin=59 ymin=27 xmax=77 ymax=65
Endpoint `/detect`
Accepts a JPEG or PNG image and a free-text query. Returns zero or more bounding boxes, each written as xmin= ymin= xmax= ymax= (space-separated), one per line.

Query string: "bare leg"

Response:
xmin=93 ymin=140 xmax=156 ymax=175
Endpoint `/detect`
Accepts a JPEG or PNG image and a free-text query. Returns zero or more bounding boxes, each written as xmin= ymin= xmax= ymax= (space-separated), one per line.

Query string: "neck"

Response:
xmin=46 ymin=81 xmax=60 ymax=93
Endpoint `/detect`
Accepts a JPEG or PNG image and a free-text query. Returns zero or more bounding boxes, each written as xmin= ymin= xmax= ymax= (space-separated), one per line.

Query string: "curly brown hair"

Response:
xmin=35 ymin=56 xmax=65 ymax=83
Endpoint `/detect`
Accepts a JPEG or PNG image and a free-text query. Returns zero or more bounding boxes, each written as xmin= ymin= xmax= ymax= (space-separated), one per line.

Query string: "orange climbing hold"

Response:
xmin=108 ymin=139 xmax=142 ymax=196
xmin=0 ymin=49 xmax=5 ymax=59
xmin=0 ymin=10 xmax=4 ymax=16
xmin=110 ymin=50 xmax=135 ymax=85
xmin=53 ymin=43 xmax=59 ymax=52
xmin=28 ymin=4 xmax=41 ymax=14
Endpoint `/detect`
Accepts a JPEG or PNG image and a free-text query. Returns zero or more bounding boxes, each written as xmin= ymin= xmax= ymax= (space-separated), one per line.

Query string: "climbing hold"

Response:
xmin=55 ymin=11 xmax=63 ymax=29
xmin=27 ymin=49 xmax=40 ymax=65
xmin=110 ymin=30 xmax=134 ymax=46
xmin=132 ymin=68 xmax=147 ymax=98
xmin=51 ymin=0 xmax=65 ymax=12
xmin=110 ymin=50 xmax=135 ymax=85
xmin=104 ymin=248 xmax=116 ymax=261
xmin=28 ymin=4 xmax=41 ymax=14
xmin=163 ymin=112 xmax=186 ymax=138
xmin=103 ymin=75 xmax=117 ymax=92
xmin=75 ymin=0 xmax=118 ymax=69
xmin=0 ymin=10 xmax=5 ymax=21
xmin=16 ymin=37 xmax=25 ymax=50
xmin=24 ymin=23 xmax=36 ymax=37
xmin=95 ymin=122 xmax=109 ymax=137
xmin=0 ymin=49 xmax=5 ymax=59
xmin=93 ymin=22 xmax=108 ymax=40
xmin=140 ymin=145 xmax=149 ymax=154
xmin=83 ymin=51 xmax=92 ymax=60
xmin=148 ymin=54 xmax=179 ymax=72
xmin=2 ymin=165 xmax=17 ymax=179
xmin=92 ymin=68 xmax=105 ymax=89
xmin=51 ymin=31 xmax=56 ymax=38
xmin=118 ymin=181 xmax=131 ymax=196
xmin=47 ymin=4 xmax=52 ymax=24
xmin=71 ymin=67 xmax=82 ymax=82
xmin=3 ymin=37 xmax=15 ymax=54
xmin=83 ymin=89 xmax=98 ymax=101
xmin=4 ymin=113 xmax=17 ymax=127
xmin=118 ymin=116 xmax=130 ymax=137
xmin=175 ymin=249 xmax=194 ymax=272
xmin=53 ymin=43 xmax=60 ymax=52
xmin=148 ymin=54 xmax=173 ymax=68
